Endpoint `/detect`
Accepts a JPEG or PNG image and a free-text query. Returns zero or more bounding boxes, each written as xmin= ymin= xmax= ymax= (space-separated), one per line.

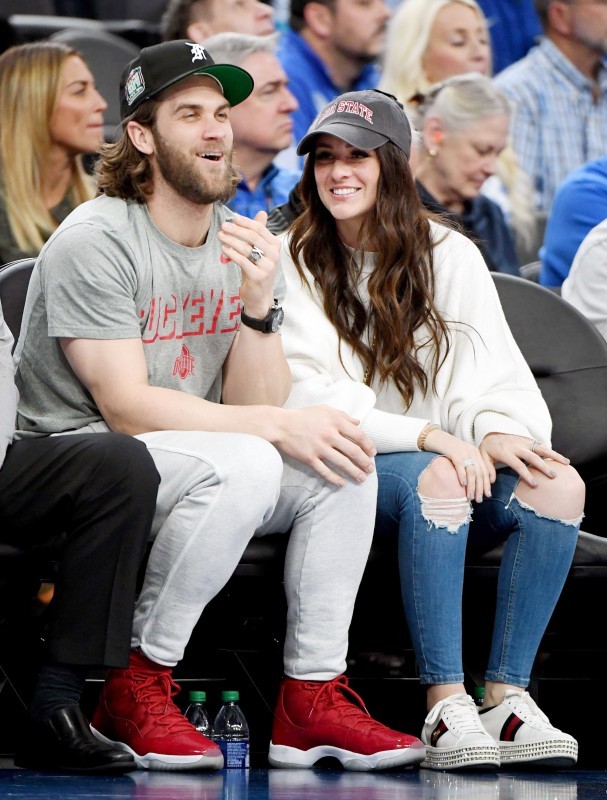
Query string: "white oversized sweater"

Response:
xmin=280 ymin=222 xmax=552 ymax=453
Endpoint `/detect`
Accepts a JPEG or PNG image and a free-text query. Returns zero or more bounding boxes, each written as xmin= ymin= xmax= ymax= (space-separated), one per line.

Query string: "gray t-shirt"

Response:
xmin=14 ymin=194 xmax=285 ymax=436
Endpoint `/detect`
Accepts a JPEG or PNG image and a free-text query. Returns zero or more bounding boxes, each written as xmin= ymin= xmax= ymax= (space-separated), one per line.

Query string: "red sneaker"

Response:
xmin=90 ymin=650 xmax=223 ymax=771
xmin=268 ymin=675 xmax=426 ymax=770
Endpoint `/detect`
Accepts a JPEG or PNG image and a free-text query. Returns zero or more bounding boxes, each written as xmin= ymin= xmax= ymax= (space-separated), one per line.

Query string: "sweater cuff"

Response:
xmin=362 ymin=408 xmax=429 ymax=453
xmin=473 ymin=411 xmax=531 ymax=446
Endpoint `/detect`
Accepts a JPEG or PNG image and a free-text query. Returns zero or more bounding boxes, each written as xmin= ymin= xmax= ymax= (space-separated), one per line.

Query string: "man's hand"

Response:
xmin=218 ymin=211 xmax=281 ymax=318
xmin=274 ymin=405 xmax=377 ymax=487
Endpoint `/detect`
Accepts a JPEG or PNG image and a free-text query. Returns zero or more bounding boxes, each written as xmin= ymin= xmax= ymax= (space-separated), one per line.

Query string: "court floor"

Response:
xmin=0 ymin=764 xmax=606 ymax=800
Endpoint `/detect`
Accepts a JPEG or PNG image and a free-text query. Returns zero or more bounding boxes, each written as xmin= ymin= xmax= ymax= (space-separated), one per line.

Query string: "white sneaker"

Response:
xmin=421 ymin=694 xmax=500 ymax=771
xmin=479 ymin=690 xmax=578 ymax=768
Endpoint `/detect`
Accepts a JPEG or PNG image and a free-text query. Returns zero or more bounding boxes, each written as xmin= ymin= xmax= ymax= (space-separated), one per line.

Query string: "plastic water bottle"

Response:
xmin=273 ymin=0 xmax=289 ymax=32
xmin=212 ymin=690 xmax=250 ymax=768
xmin=184 ymin=690 xmax=211 ymax=737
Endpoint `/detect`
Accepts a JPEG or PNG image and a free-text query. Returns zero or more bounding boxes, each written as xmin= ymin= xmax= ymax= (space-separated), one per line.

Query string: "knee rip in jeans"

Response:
xmin=506 ymin=492 xmax=584 ymax=528
xmin=417 ymin=493 xmax=472 ymax=534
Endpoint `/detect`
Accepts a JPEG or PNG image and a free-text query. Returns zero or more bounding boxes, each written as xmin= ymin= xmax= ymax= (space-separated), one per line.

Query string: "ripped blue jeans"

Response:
xmin=375 ymin=451 xmax=580 ymax=687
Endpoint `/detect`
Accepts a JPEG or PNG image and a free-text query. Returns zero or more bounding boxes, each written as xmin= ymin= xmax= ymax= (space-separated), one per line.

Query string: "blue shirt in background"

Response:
xmin=227 ymin=164 xmax=301 ymax=219
xmin=495 ymin=38 xmax=607 ymax=213
xmin=276 ymin=28 xmax=381 ymax=169
xmin=478 ymin=0 xmax=541 ymax=74
xmin=540 ymin=157 xmax=607 ymax=287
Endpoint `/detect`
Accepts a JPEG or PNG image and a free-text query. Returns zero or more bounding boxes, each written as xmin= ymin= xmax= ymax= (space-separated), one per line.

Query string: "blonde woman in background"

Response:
xmin=379 ymin=0 xmax=535 ymax=258
xmin=0 ymin=42 xmax=106 ymax=264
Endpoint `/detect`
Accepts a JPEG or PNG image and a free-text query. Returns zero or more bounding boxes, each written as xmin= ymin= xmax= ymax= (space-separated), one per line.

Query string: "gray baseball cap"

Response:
xmin=297 ymin=89 xmax=411 ymax=160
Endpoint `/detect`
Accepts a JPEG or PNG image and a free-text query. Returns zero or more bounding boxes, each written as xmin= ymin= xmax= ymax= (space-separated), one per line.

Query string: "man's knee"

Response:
xmin=69 ymin=432 xmax=160 ymax=494
xmin=236 ymin=435 xmax=284 ymax=482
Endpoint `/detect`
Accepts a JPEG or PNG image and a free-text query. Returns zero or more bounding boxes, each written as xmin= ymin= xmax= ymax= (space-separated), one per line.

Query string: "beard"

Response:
xmin=153 ymin=128 xmax=239 ymax=205
xmin=572 ymin=19 xmax=607 ymax=56
xmin=333 ymin=26 xmax=387 ymax=66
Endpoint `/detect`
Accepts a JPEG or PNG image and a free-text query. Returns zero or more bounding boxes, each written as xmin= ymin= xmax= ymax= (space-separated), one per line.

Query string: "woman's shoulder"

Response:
xmin=428 ymin=218 xmax=480 ymax=258
xmin=428 ymin=218 xmax=493 ymax=284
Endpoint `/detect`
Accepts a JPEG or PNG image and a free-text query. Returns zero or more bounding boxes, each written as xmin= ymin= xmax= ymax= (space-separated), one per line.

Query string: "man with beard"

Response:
xmin=13 ymin=40 xmax=425 ymax=773
xmin=276 ymin=0 xmax=391 ymax=169
xmin=495 ymin=0 xmax=607 ymax=214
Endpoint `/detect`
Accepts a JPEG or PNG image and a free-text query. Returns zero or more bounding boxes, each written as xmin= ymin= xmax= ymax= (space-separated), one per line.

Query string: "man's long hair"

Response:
xmin=95 ymin=99 xmax=159 ymax=202
xmin=289 ymin=141 xmax=451 ymax=407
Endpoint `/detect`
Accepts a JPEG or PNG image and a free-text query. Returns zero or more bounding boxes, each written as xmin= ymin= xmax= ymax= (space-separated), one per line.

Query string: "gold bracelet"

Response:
xmin=417 ymin=423 xmax=440 ymax=451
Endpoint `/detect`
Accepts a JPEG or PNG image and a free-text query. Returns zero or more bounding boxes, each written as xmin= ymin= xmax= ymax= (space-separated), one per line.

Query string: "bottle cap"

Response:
xmin=189 ymin=690 xmax=207 ymax=702
xmin=221 ymin=690 xmax=240 ymax=702
xmin=473 ymin=686 xmax=485 ymax=701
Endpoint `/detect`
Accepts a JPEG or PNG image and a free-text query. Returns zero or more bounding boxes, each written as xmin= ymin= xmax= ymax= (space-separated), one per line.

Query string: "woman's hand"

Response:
xmin=423 ymin=428 xmax=492 ymax=502
xmin=479 ymin=433 xmax=570 ymax=488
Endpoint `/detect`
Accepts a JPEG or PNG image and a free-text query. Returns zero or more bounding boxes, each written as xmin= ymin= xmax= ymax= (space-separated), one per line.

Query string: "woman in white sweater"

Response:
xmin=279 ymin=89 xmax=585 ymax=772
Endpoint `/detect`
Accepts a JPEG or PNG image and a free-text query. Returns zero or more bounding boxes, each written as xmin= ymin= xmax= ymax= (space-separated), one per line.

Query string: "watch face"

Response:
xmin=271 ymin=307 xmax=285 ymax=332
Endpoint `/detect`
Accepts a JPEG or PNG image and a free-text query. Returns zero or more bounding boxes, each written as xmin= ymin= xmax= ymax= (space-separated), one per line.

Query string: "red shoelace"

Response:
xmin=306 ymin=675 xmax=391 ymax=733
xmin=130 ymin=671 xmax=195 ymax=733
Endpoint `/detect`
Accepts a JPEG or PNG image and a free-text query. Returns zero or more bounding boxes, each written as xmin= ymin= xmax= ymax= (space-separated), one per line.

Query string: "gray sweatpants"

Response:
xmin=134 ymin=430 xmax=378 ymax=680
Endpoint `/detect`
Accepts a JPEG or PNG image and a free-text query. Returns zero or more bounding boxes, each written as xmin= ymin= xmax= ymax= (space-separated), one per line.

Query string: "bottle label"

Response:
xmin=218 ymin=740 xmax=249 ymax=769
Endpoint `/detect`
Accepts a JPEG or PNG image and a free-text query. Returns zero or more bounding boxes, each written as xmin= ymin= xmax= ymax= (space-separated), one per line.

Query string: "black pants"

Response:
xmin=0 ymin=433 xmax=159 ymax=668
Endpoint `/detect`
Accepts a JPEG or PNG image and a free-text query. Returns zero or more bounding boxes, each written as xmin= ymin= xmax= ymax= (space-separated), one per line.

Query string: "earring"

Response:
xmin=428 ymin=147 xmax=438 ymax=158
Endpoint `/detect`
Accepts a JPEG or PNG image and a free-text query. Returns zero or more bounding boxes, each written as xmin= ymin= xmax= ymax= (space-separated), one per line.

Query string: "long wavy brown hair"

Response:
xmin=289 ymin=140 xmax=451 ymax=407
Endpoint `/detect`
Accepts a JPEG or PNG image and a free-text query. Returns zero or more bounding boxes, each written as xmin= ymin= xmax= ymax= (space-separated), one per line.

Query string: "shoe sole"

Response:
xmin=421 ymin=743 xmax=500 ymax=771
xmin=268 ymin=741 xmax=426 ymax=771
xmin=90 ymin=726 xmax=224 ymax=771
xmin=499 ymin=739 xmax=578 ymax=768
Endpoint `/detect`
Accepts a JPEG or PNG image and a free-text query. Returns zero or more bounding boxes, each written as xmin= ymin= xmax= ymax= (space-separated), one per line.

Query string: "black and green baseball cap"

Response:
xmin=120 ymin=39 xmax=254 ymax=121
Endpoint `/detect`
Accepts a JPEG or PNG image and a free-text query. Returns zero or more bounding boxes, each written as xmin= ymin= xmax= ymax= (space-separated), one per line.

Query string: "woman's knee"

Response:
xmin=515 ymin=462 xmax=585 ymax=522
xmin=418 ymin=455 xmax=466 ymax=500
xmin=417 ymin=456 xmax=470 ymax=532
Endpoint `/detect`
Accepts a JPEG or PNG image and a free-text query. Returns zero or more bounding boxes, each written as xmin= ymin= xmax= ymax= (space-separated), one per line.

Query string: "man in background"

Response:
xmin=161 ymin=0 xmax=274 ymax=41
xmin=276 ymin=0 xmax=390 ymax=169
xmin=204 ymin=32 xmax=300 ymax=217
xmin=495 ymin=0 xmax=607 ymax=213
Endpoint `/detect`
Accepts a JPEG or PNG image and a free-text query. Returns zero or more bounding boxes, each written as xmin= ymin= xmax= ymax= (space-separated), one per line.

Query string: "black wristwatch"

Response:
xmin=240 ymin=300 xmax=284 ymax=334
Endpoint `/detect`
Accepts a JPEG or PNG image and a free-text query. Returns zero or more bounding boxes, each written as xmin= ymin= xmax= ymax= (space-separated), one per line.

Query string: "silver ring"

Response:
xmin=248 ymin=245 xmax=264 ymax=263
xmin=463 ymin=458 xmax=474 ymax=469
xmin=531 ymin=440 xmax=539 ymax=453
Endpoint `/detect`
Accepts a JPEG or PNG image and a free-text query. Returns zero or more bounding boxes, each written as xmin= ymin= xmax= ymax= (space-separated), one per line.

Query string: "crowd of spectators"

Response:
xmin=0 ymin=0 xmax=606 ymax=779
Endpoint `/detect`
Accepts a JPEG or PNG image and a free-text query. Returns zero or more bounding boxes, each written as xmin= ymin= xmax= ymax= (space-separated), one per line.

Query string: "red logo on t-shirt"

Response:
xmin=220 ymin=252 xmax=231 ymax=264
xmin=173 ymin=344 xmax=195 ymax=379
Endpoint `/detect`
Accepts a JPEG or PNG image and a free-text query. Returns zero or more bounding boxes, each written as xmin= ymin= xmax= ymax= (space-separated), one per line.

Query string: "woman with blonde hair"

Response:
xmin=379 ymin=0 xmax=535 ymax=257
xmin=0 ymin=41 xmax=106 ymax=264
xmin=380 ymin=0 xmax=490 ymax=105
